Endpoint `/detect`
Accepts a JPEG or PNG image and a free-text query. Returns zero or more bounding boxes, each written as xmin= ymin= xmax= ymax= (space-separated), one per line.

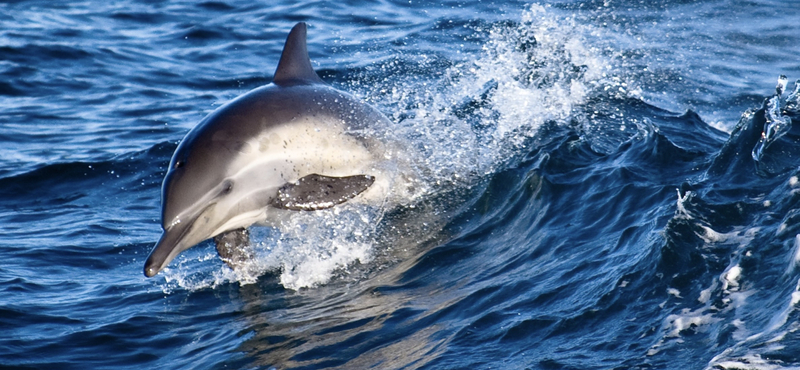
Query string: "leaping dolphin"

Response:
xmin=143 ymin=22 xmax=404 ymax=277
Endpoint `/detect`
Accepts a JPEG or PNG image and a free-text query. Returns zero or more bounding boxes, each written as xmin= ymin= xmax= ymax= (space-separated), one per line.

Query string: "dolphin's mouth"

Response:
xmin=143 ymin=205 xmax=211 ymax=277
xmin=144 ymin=223 xmax=191 ymax=277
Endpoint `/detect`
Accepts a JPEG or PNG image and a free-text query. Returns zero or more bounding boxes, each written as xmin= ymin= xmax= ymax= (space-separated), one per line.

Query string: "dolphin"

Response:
xmin=143 ymin=22 xmax=404 ymax=277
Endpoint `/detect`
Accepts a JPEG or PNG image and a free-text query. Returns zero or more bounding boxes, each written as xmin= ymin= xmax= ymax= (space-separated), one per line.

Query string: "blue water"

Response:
xmin=3 ymin=0 xmax=800 ymax=369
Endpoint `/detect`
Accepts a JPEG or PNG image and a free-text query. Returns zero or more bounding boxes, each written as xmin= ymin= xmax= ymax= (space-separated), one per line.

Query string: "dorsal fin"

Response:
xmin=273 ymin=22 xmax=325 ymax=86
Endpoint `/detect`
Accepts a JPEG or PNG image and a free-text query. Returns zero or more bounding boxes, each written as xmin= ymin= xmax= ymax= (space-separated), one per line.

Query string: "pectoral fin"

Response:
xmin=272 ymin=173 xmax=375 ymax=211
xmin=214 ymin=228 xmax=254 ymax=270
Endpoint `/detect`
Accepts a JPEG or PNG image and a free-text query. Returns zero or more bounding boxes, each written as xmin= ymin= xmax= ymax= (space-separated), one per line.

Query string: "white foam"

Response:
xmin=365 ymin=3 xmax=622 ymax=184
xmin=708 ymin=354 xmax=786 ymax=370
xmin=723 ymin=265 xmax=742 ymax=291
xmin=792 ymin=278 xmax=800 ymax=306
xmin=647 ymin=307 xmax=717 ymax=356
xmin=249 ymin=206 xmax=381 ymax=290
xmin=698 ymin=281 xmax=716 ymax=304
xmin=675 ymin=189 xmax=693 ymax=219
xmin=665 ymin=308 xmax=716 ymax=338
xmin=788 ymin=234 xmax=800 ymax=274
xmin=698 ymin=224 xmax=731 ymax=244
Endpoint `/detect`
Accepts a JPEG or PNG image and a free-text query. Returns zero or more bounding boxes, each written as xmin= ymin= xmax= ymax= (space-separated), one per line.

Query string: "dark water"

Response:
xmin=3 ymin=0 xmax=800 ymax=369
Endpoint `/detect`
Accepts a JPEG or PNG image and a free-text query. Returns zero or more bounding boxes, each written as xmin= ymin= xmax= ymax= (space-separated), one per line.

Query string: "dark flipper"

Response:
xmin=214 ymin=228 xmax=254 ymax=270
xmin=272 ymin=173 xmax=375 ymax=211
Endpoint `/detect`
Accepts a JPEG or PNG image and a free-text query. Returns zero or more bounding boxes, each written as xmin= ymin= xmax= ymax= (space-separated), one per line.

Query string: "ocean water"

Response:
xmin=2 ymin=0 xmax=800 ymax=369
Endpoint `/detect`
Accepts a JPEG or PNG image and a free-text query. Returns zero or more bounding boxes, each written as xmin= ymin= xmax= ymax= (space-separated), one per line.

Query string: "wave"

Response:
xmin=4 ymin=1 xmax=800 ymax=369
xmin=0 ymin=141 xmax=173 ymax=208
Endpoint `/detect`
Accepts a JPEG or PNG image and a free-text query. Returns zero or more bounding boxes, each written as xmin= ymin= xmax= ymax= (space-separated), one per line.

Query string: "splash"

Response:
xmin=159 ymin=203 xmax=384 ymax=291
xmin=752 ymin=76 xmax=795 ymax=164
xmin=374 ymin=4 xmax=624 ymax=179
xmin=251 ymin=207 xmax=379 ymax=290
xmin=749 ymin=75 xmax=800 ymax=178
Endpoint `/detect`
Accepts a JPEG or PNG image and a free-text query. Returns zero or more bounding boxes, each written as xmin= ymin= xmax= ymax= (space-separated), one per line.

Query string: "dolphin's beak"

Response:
xmin=143 ymin=221 xmax=195 ymax=277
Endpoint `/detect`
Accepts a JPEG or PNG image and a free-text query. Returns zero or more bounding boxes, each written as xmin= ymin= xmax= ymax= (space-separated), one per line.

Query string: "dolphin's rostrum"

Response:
xmin=143 ymin=22 xmax=400 ymax=277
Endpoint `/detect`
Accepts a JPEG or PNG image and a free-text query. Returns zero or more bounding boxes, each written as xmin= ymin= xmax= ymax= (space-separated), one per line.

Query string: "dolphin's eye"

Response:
xmin=174 ymin=160 xmax=185 ymax=169
xmin=222 ymin=180 xmax=234 ymax=195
